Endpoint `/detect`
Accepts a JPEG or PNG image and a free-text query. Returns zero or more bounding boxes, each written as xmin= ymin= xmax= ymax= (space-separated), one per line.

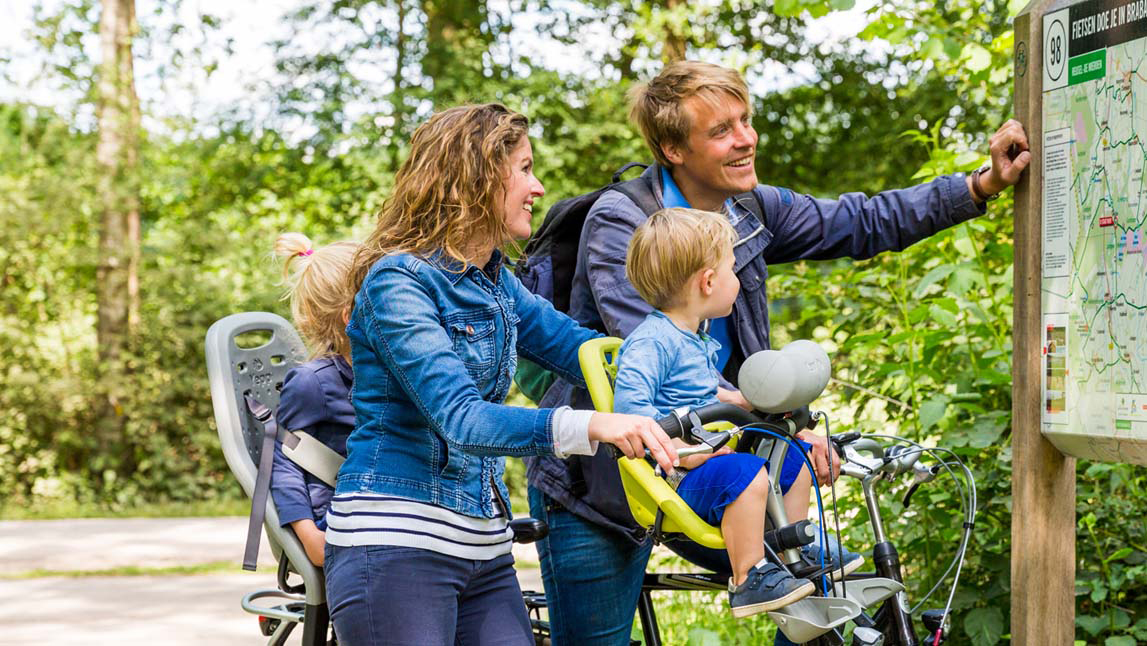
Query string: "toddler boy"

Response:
xmin=613 ymin=207 xmax=860 ymax=618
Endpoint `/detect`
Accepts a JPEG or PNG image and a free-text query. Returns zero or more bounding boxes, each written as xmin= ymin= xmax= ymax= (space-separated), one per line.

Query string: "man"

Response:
xmin=525 ymin=60 xmax=1030 ymax=645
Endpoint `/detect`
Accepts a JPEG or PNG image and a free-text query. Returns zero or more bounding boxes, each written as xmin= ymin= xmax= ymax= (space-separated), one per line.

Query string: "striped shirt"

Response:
xmin=325 ymin=407 xmax=596 ymax=560
xmin=325 ymin=493 xmax=513 ymax=560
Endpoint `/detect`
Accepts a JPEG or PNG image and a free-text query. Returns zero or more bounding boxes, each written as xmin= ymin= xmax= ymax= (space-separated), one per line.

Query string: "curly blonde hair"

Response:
xmin=274 ymin=232 xmax=358 ymax=360
xmin=348 ymin=103 xmax=530 ymax=293
xmin=626 ymin=207 xmax=736 ymax=310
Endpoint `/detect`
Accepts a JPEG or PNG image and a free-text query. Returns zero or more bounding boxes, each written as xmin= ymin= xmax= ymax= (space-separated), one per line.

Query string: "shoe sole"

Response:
xmin=828 ymin=555 xmax=865 ymax=581
xmin=730 ymin=580 xmax=816 ymax=618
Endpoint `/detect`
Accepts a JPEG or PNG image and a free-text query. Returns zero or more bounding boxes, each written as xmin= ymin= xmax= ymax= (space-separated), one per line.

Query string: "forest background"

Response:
xmin=1 ymin=0 xmax=1145 ymax=643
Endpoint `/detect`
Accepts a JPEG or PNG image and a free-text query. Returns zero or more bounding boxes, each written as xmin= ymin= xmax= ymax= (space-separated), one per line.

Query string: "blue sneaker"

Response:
xmin=801 ymin=531 xmax=863 ymax=580
xmin=729 ymin=559 xmax=815 ymax=618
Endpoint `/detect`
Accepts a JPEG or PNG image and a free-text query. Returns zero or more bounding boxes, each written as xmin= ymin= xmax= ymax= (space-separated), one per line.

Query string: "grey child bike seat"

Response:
xmin=206 ymin=311 xmax=330 ymax=646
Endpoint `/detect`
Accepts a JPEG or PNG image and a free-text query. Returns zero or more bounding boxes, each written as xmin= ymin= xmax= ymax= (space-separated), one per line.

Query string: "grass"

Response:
xmin=0 ymin=497 xmax=250 ymax=521
xmin=1 ymin=560 xmax=240 ymax=580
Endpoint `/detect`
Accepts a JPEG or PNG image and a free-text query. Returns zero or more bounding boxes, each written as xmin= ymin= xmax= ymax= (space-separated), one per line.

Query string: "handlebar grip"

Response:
xmin=655 ymin=413 xmax=687 ymax=439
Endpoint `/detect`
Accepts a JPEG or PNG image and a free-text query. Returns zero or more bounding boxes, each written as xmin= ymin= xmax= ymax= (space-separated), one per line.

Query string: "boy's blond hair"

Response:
xmin=627 ymin=61 xmax=752 ymax=168
xmin=274 ymin=233 xmax=358 ymax=360
xmin=626 ymin=207 xmax=736 ymax=310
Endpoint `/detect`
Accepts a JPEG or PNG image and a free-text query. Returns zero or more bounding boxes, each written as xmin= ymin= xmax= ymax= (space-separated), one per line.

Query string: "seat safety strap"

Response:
xmin=243 ymin=394 xmax=278 ymax=571
xmin=242 ymin=394 xmax=346 ymax=570
xmin=281 ymin=431 xmax=343 ymax=488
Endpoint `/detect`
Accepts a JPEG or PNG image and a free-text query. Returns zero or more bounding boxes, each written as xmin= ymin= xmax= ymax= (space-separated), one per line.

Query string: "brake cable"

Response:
xmin=863 ymin=435 xmax=977 ymax=625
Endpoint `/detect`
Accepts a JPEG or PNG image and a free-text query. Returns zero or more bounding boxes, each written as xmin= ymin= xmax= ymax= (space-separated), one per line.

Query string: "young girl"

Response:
xmin=322 ymin=103 xmax=680 ymax=646
xmin=269 ymin=232 xmax=357 ymax=567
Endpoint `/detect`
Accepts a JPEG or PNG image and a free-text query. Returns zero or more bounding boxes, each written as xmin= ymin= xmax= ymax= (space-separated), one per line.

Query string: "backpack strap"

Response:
xmin=612 ymin=167 xmax=661 ymax=217
xmin=733 ymin=186 xmax=778 ymax=228
xmin=611 ymin=162 xmax=649 ymax=184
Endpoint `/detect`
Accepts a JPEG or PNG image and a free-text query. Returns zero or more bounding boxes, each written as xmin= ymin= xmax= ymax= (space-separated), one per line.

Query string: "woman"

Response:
xmin=324 ymin=103 xmax=679 ymax=645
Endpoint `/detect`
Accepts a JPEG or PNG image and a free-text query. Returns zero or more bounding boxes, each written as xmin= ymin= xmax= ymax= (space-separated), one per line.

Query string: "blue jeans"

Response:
xmin=527 ymin=486 xmax=652 ymax=645
xmin=529 ymin=486 xmax=800 ymax=646
xmin=324 ymin=543 xmax=532 ymax=646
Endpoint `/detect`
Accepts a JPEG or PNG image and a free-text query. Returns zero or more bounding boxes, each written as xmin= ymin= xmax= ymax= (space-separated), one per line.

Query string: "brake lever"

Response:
xmin=902 ymin=482 xmax=923 ymax=508
xmin=902 ymin=464 xmax=939 ymax=508
xmin=840 ymin=440 xmax=885 ymax=478
xmin=830 ymin=432 xmax=861 ymax=449
xmin=678 ymin=429 xmax=733 ymax=457
xmin=610 ymin=428 xmax=733 ymax=460
xmin=694 ymin=428 xmax=732 ymax=450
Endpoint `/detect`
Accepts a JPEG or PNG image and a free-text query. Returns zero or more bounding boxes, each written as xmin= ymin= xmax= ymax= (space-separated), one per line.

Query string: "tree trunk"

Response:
xmin=662 ymin=0 xmax=687 ymax=62
xmin=95 ymin=0 xmax=140 ymax=451
xmin=389 ymin=0 xmax=407 ymax=168
xmin=420 ymin=0 xmax=493 ymax=107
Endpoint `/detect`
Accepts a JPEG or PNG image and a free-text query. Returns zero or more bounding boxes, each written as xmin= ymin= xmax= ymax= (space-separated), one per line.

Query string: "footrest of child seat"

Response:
xmin=240 ymin=588 xmax=306 ymax=623
xmin=834 ymin=576 xmax=904 ymax=608
xmin=767 ymin=595 xmax=862 ymax=643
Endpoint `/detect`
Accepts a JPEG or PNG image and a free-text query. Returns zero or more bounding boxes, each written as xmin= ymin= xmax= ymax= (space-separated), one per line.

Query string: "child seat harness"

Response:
xmin=242 ymin=394 xmax=345 ymax=571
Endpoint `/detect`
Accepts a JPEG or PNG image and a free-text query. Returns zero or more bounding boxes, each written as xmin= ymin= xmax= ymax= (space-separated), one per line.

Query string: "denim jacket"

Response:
xmin=613 ymin=311 xmax=722 ymax=419
xmin=527 ymin=163 xmax=985 ymax=540
xmin=339 ymin=250 xmax=599 ymax=518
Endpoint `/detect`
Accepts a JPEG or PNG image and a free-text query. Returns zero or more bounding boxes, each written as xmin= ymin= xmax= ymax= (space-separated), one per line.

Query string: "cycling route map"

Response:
xmin=1041 ymin=0 xmax=1147 ymax=464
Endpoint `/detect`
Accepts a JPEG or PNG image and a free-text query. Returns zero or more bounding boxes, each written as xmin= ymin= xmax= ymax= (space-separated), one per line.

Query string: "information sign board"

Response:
xmin=1040 ymin=0 xmax=1147 ymax=464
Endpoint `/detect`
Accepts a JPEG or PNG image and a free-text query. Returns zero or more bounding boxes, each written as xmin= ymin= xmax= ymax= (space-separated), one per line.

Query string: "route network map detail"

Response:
xmin=1041 ymin=0 xmax=1147 ymax=465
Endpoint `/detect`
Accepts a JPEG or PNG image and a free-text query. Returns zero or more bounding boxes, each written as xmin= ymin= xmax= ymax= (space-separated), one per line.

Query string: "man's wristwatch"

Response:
xmin=970 ymin=164 xmax=1000 ymax=202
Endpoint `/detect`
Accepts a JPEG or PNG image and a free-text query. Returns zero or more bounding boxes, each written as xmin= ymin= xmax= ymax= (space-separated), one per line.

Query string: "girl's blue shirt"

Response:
xmin=270 ymin=355 xmax=354 ymax=530
xmin=338 ymin=250 xmax=599 ymax=518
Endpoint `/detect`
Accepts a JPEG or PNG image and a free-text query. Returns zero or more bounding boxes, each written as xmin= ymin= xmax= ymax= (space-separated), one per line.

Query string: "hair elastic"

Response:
xmin=298 ymin=249 xmax=314 ymax=257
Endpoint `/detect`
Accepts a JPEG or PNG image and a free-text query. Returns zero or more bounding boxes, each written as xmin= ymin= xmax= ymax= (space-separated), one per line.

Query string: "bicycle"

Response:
xmin=545 ymin=403 xmax=974 ymax=646
xmin=561 ymin=337 xmax=978 ymax=645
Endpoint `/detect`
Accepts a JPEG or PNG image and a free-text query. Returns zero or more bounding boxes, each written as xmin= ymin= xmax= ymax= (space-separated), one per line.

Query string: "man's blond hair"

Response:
xmin=626 ymin=207 xmax=736 ymax=310
xmin=627 ymin=61 xmax=751 ymax=167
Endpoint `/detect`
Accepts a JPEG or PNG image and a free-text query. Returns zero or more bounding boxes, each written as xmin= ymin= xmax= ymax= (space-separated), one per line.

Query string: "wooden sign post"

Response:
xmin=1013 ymin=5 xmax=1076 ymax=643
xmin=1014 ymin=0 xmax=1147 ymax=641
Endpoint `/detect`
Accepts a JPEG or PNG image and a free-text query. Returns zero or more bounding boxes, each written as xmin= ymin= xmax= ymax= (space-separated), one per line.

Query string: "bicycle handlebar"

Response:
xmin=654 ymin=403 xmax=767 ymax=439
xmin=609 ymin=403 xmax=816 ymax=462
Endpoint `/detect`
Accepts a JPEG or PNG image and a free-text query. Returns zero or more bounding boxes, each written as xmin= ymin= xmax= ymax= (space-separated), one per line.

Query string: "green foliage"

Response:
xmin=771 ymin=122 xmax=1017 ymax=640
xmin=5 ymin=2 xmax=1146 ymax=644
xmin=1074 ymin=463 xmax=1147 ymax=644
xmin=765 ymin=2 xmax=1147 ymax=644
xmin=0 ymin=102 xmax=382 ymax=511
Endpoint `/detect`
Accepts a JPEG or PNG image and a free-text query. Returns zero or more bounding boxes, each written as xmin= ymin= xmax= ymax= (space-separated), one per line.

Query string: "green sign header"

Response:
xmin=1069 ymin=49 xmax=1107 ymax=84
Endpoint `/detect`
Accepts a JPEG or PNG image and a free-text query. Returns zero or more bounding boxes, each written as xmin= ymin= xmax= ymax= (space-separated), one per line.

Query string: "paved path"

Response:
xmin=0 ymin=517 xmax=543 ymax=645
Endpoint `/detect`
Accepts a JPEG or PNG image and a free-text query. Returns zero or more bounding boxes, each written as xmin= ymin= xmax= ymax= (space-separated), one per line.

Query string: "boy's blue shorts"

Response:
xmin=676 ymin=440 xmax=813 ymax=527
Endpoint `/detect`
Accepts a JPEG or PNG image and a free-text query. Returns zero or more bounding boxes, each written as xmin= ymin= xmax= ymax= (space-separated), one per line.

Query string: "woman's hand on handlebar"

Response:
xmin=588 ymin=412 xmax=679 ymax=473
xmin=716 ymin=387 xmax=753 ymax=411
